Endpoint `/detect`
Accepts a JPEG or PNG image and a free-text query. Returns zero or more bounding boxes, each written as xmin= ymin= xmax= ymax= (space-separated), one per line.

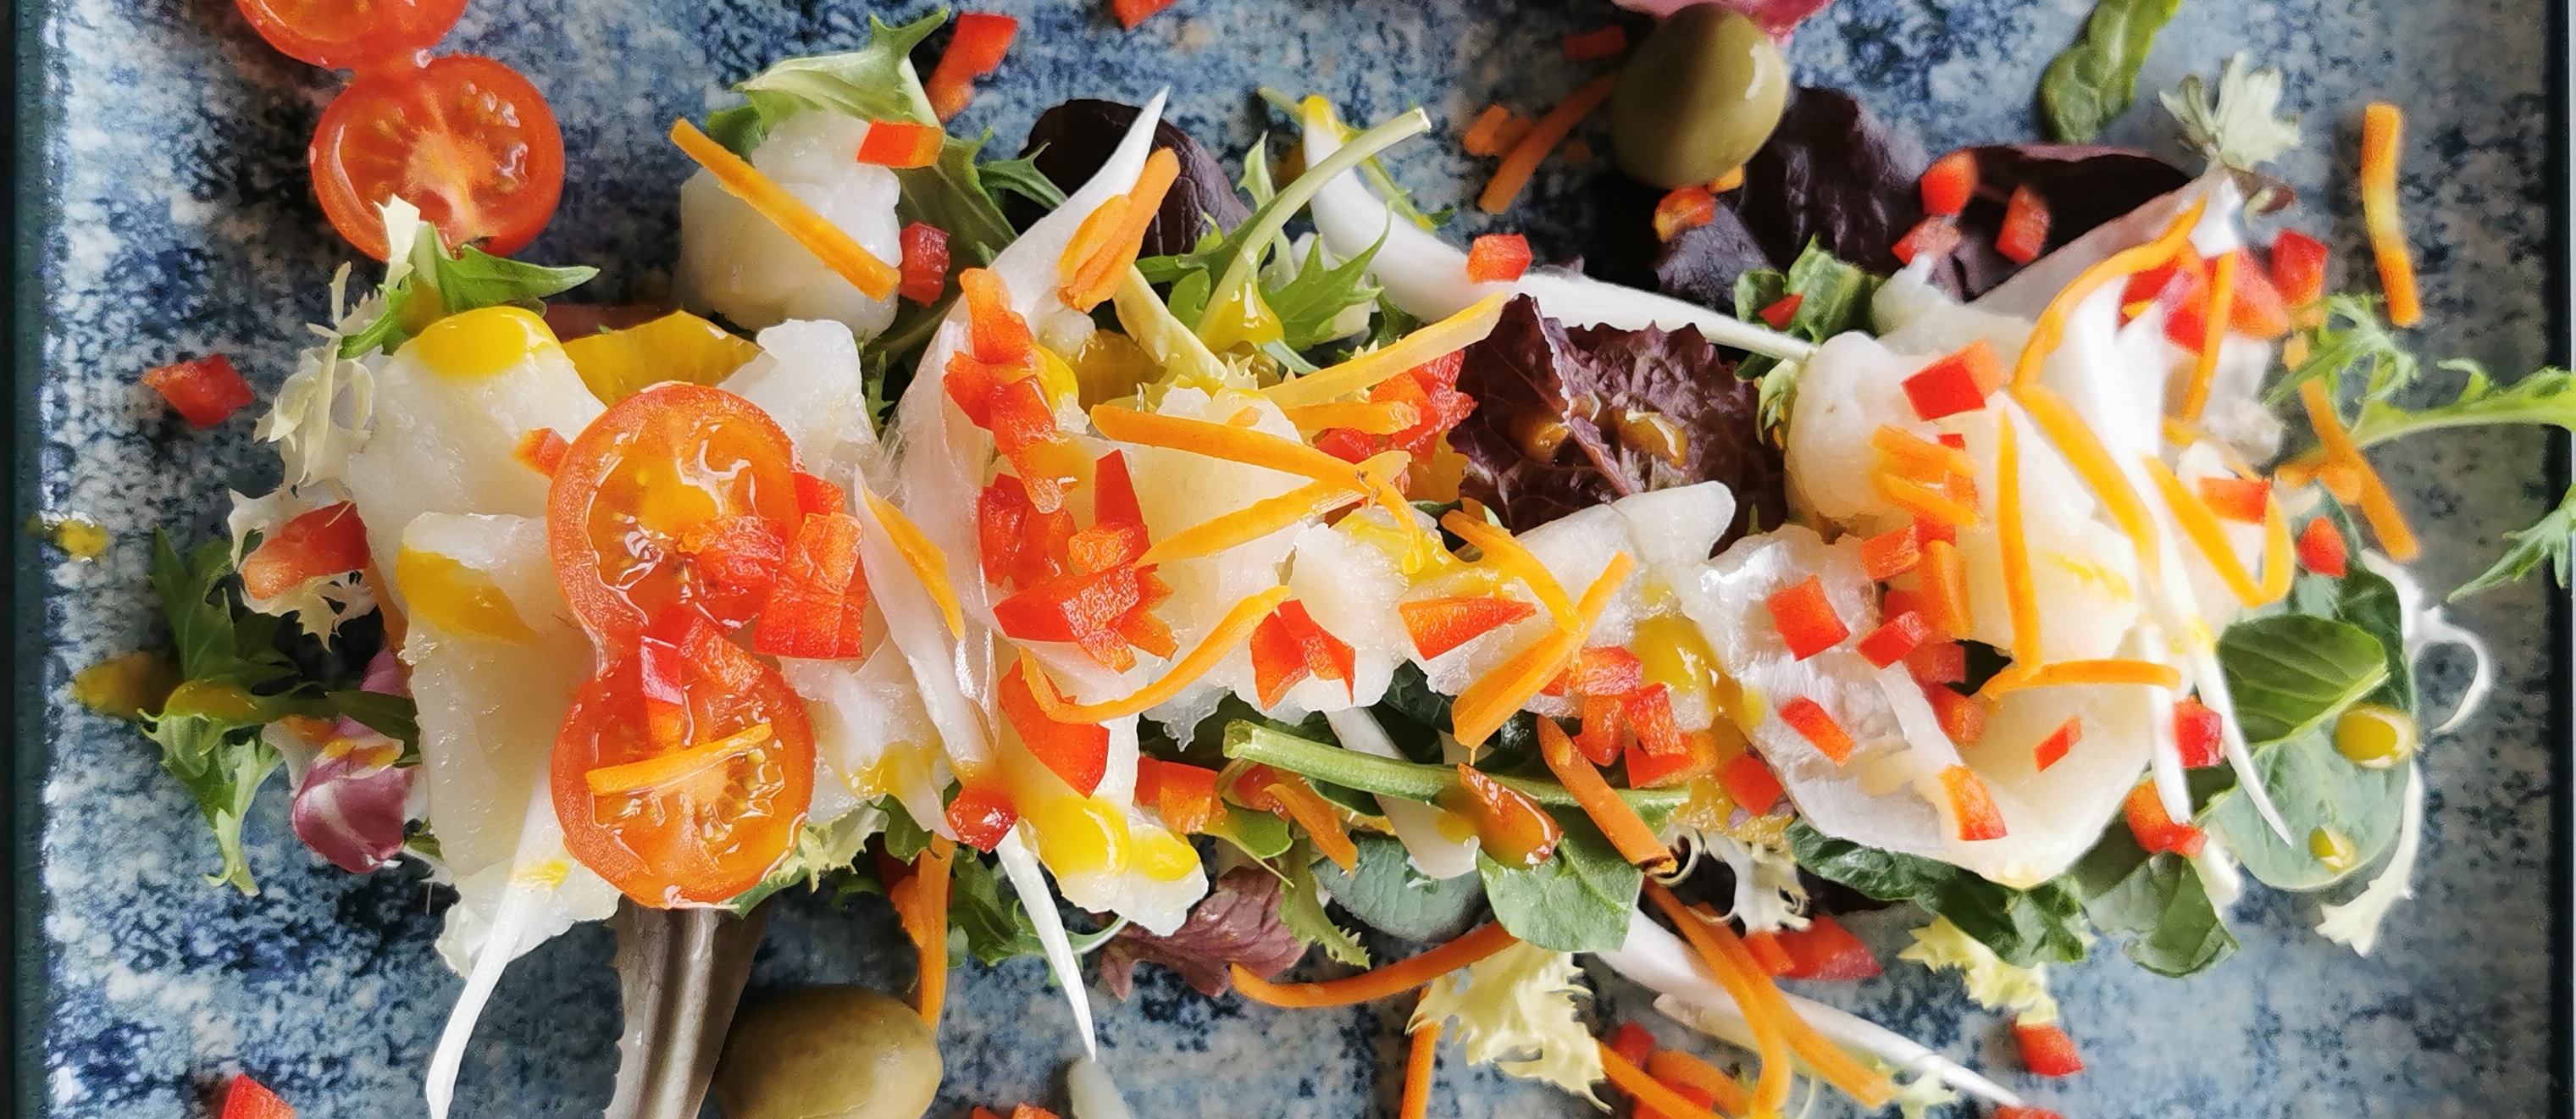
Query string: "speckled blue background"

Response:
xmin=14 ymin=0 xmax=2562 ymax=1116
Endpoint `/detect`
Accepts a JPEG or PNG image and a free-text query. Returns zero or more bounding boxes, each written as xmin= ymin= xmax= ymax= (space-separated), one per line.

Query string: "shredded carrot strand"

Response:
xmin=1064 ymin=147 xmax=1183 ymax=309
xmin=2298 ymin=380 xmax=2421 ymax=561
xmin=1642 ymin=884 xmax=1790 ymax=1112
xmin=894 ymin=836 xmax=956 ymax=1025
xmin=2180 ymin=249 xmax=2237 ymax=423
xmin=1089 ymin=405 xmax=1414 ymax=531
xmin=1478 ymin=76 xmax=1615 ymax=214
xmin=1648 ymin=1049 xmax=1756 ymax=1118
xmin=1399 ymin=1012 xmax=1439 ymax=1119
xmin=1450 ymin=554 xmax=1636 ymax=748
xmin=1055 ymin=197 xmax=1133 ymax=292
xmin=1266 ymin=294 xmax=1509 ymax=408
xmin=1231 ymin=922 xmax=1520 ymax=1007
xmin=1995 ymin=411 xmax=2043 ymax=668
xmin=1282 ymin=400 xmax=1422 ymax=435
xmin=2142 ymin=457 xmax=2267 ymax=607
xmin=1871 ymin=471 xmax=1980 ymax=528
xmin=1984 ymin=658 xmax=2184 ymax=695
xmin=864 ymin=489 xmax=965 ymax=637
xmin=1030 ymin=587 xmax=1292 ymax=723
xmin=1267 ymin=778 xmax=1360 ymax=872
xmin=2360 ymin=103 xmax=2421 ymax=327
xmin=1439 ymin=511 xmax=1579 ymax=627
xmin=669 ymin=119 xmax=899 ymax=299
xmin=1870 ymin=425 xmax=1977 ymax=479
xmin=1598 ymin=1042 xmax=1738 ymax=1119
xmin=585 ymin=724 xmax=772 ymax=795
xmin=2256 ymin=493 xmax=2294 ymax=601
xmin=1645 ymin=884 xmax=1898 ymax=1110
xmin=2013 ymin=198 xmax=2208 ymax=385
xmin=2011 ymin=384 xmax=2164 ymax=581
xmin=1138 ymin=451 xmax=1408 ymax=565
xmin=1537 ymin=719 xmax=1675 ymax=872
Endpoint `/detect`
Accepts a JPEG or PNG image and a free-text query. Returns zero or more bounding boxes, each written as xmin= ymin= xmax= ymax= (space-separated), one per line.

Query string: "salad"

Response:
xmin=92 ymin=1 xmax=2561 ymax=1117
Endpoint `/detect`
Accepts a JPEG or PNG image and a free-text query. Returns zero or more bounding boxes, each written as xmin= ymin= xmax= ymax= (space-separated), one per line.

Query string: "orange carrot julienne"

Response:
xmin=1597 ymin=1042 xmax=1737 ymax=1119
xmin=1440 ymin=510 xmax=1579 ymax=627
xmin=1478 ymin=76 xmax=1615 ymax=214
xmin=1267 ymin=776 xmax=1359 ymax=872
xmin=2013 ymin=383 xmax=2165 ymax=581
xmin=863 ymin=488 xmax=964 ymax=637
xmin=894 ymin=835 xmax=956 ymax=1025
xmin=1063 ymin=147 xmax=1182 ymax=310
xmin=1232 ymin=922 xmax=1520 ymax=1007
xmin=1138 ymin=451 xmax=1407 ymax=565
xmin=1451 ymin=554 xmax=1635 ymax=748
xmin=2360 ymin=103 xmax=2420 ymax=327
xmin=1030 ymin=586 xmax=1291 ymax=723
xmin=1984 ymin=658 xmax=2183 ymax=695
xmin=2299 ymin=379 xmax=2421 ymax=562
xmin=1400 ymin=1012 xmax=1440 ymax=1119
xmin=1638 ymin=886 xmax=1789 ymax=1114
xmin=2014 ymin=197 xmax=2208 ymax=385
xmin=2142 ymin=457 xmax=2268 ymax=607
xmin=2180 ymin=249 xmax=2237 ymax=423
xmin=1648 ymin=1048 xmax=1757 ymax=1118
xmin=1995 ymin=408 xmax=2042 ymax=667
xmin=669 ymin=119 xmax=899 ymax=299
xmin=1536 ymin=718 xmax=1675 ymax=872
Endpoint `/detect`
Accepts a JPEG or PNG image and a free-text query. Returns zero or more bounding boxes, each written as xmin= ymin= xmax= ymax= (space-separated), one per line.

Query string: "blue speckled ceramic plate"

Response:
xmin=10 ymin=1 xmax=2569 ymax=1116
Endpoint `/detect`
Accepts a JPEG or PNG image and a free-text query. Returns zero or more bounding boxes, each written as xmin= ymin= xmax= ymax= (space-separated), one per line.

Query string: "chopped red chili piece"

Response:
xmin=1892 ymin=216 xmax=1962 ymax=265
xmin=856 ymin=120 xmax=945 ymax=169
xmin=1776 ymin=913 xmax=1881 ymax=980
xmin=2014 ymin=1022 xmax=2085 ymax=1077
xmin=947 ymin=784 xmax=1018 ymax=850
xmin=1465 ymin=233 xmax=1533 ymax=283
xmin=923 ymin=13 xmax=1018 ymax=121
xmin=2296 ymin=515 xmax=2348 ymax=576
xmin=1924 ymin=685 xmax=1986 ymax=745
xmin=898 ymin=221 xmax=951 ymax=304
xmin=2197 ymin=475 xmax=2271 ymax=523
xmin=1718 ymin=753 xmax=1784 ymax=815
xmin=1918 ymin=151 xmax=1978 ymax=217
xmin=1901 ymin=340 xmax=2005 ymax=420
xmin=1856 ymin=610 xmax=1935 ymax=669
xmin=1942 ymin=764 xmax=2006 ymax=841
xmin=2032 ymin=716 xmax=2081 ymax=772
xmin=1995 ymin=184 xmax=2051 ymax=263
xmin=1651 ymin=185 xmax=1716 ymax=241
xmin=2174 ymin=696 xmax=2226 ymax=768
xmin=1758 ymin=293 xmax=1804 ymax=329
xmin=1780 ymin=696 xmax=1858 ymax=764
xmin=1860 ymin=524 xmax=1923 ymax=582
xmin=1766 ymin=576 xmax=1849 ymax=661
xmin=1905 ymin=640 xmax=1967 ymax=686
xmin=2124 ymin=779 xmax=2207 ymax=856
xmin=142 ymin=354 xmax=255 ymax=428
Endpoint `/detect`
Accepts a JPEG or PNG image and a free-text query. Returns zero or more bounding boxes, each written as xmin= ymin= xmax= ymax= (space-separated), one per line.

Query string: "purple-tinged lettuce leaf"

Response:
xmin=1010 ymin=99 xmax=1249 ymax=256
xmin=1100 ymin=867 xmax=1306 ymax=999
xmin=290 ymin=648 xmax=413 ymax=873
xmin=1945 ymin=145 xmax=2191 ymax=296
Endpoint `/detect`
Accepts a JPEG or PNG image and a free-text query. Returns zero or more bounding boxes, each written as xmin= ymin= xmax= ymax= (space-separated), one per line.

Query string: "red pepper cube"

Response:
xmin=2123 ymin=779 xmax=2207 ymax=856
xmin=947 ymin=784 xmax=1019 ymax=851
xmin=999 ymin=659 xmax=1111 ymax=795
xmin=1465 ymin=233 xmax=1533 ymax=283
xmin=1565 ymin=645 xmax=1646 ymax=697
xmin=1575 ymin=695 xmax=1626 ymax=766
xmin=2197 ymin=475 xmax=2271 ymax=523
xmin=1625 ymin=725 xmax=1718 ymax=789
xmin=1622 ymin=684 xmax=1690 ymax=757
xmin=2014 ymin=1022 xmax=2086 ymax=1077
xmin=1400 ymin=596 xmax=1537 ymax=659
xmin=1859 ymin=525 xmax=1922 ymax=582
xmin=1905 ymin=640 xmax=1966 ymax=686
xmin=1135 ymin=757 xmax=1222 ymax=834
xmin=141 ymin=353 xmax=255 ymax=428
xmin=1855 ymin=610 xmax=1934 ymax=669
xmin=1609 ymin=1021 xmax=1657 ymax=1068
xmin=1995 ymin=184 xmax=2052 ymax=264
xmin=1779 ymin=696 xmax=1858 ymax=765
xmin=924 ymin=12 xmax=1018 ymax=121
xmin=2031 ymin=715 xmax=2082 ymax=772
xmin=1923 ymin=685 xmax=1986 ymax=745
xmin=958 ymin=267 xmax=1034 ymax=363
xmin=1741 ymin=931 xmax=1798 ymax=976
xmin=1900 ymin=339 xmax=2004 ymax=420
xmin=793 ymin=469 xmax=847 ymax=516
xmin=219 ymin=1075 xmax=295 ymax=1119
xmin=1765 ymin=576 xmax=1849 ymax=661
xmin=2225 ymin=252 xmax=2296 ymax=340
xmin=1941 ymin=764 xmax=2007 ymax=841
xmin=1777 ymin=913 xmax=1881 ymax=980
xmin=856 ymin=119 xmax=946 ymax=168
xmin=1758 ymin=293 xmax=1804 ymax=330
xmin=2296 ymin=515 xmax=2348 ymax=576
xmin=944 ymin=349 xmax=1007 ymax=428
xmin=898 ymin=221 xmax=951 ymax=304
xmin=2269 ymin=230 xmax=2331 ymax=325
xmin=1651 ymin=185 xmax=1716 ymax=241
xmin=1936 ymin=432 xmax=1966 ymax=450
xmin=1914 ymin=515 xmax=1957 ymax=547
xmin=1718 ymin=753 xmax=1784 ymax=816
xmin=1111 ymin=0 xmax=1183 ymax=30
xmin=1919 ymin=151 xmax=1979 ymax=218
xmin=1561 ymin=24 xmax=1629 ymax=60
xmin=1892 ymin=215 xmax=1962 ymax=265
xmin=2174 ymin=696 xmax=2226 ymax=768
xmin=514 ymin=427 xmax=568 ymax=476
xmin=752 ymin=511 xmax=871 ymax=660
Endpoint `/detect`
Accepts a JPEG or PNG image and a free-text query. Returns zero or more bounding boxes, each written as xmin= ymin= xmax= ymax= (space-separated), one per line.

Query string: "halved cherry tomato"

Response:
xmin=235 ymin=0 xmax=465 ymax=70
xmin=310 ymin=53 xmax=564 ymax=260
xmin=552 ymin=618 xmax=815 ymax=906
xmin=549 ymin=384 xmax=802 ymax=651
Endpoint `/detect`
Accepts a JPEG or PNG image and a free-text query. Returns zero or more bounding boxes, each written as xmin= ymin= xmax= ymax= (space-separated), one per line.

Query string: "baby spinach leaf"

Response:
xmin=1788 ymin=822 xmax=2091 ymax=967
xmin=2198 ymin=728 xmax=2407 ymax=891
xmin=2216 ymin=614 xmax=2390 ymax=745
xmin=1478 ymin=813 xmax=1640 ymax=953
xmin=2038 ymin=0 xmax=2183 ymax=142
xmin=2070 ymin=828 xmax=2238 ymax=977
xmin=1312 ymin=834 xmax=1487 ymax=944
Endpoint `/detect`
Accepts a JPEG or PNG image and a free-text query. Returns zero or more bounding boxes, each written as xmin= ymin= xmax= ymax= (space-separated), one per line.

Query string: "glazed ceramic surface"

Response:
xmin=14 ymin=0 xmax=2562 ymax=1116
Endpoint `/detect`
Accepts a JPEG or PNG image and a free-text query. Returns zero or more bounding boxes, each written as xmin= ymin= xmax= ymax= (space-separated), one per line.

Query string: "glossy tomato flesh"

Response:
xmin=309 ymin=53 xmax=563 ymax=259
xmin=549 ymin=383 xmax=802 ymax=651
xmin=235 ymin=0 xmax=465 ymax=70
xmin=552 ymin=618 xmax=814 ymax=906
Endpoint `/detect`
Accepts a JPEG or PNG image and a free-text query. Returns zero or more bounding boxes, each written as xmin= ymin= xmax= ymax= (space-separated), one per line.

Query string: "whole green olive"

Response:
xmin=712 ymin=985 xmax=942 ymax=1119
xmin=1610 ymin=5 xmax=1792 ymax=189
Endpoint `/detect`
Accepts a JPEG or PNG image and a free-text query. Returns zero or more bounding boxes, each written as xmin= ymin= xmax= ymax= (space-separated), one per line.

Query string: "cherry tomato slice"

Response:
xmin=309 ymin=53 xmax=564 ymax=260
xmin=552 ymin=620 xmax=815 ymax=906
xmin=235 ymin=0 xmax=465 ymax=71
xmin=549 ymin=384 xmax=802 ymax=651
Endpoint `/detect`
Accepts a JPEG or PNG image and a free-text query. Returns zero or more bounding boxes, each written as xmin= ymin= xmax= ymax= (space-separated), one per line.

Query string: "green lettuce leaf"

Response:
xmin=141 ymin=712 xmax=283 ymax=895
xmin=1312 ymin=833 xmax=1486 ymax=943
xmin=2267 ymin=295 xmax=2419 ymax=405
xmin=2069 ymin=827 xmax=2238 ymax=976
xmin=2038 ymin=0 xmax=2183 ymax=142
xmin=2454 ymin=484 xmax=2576 ymax=601
xmin=338 ymin=235 xmax=596 ymax=359
xmin=1731 ymin=240 xmax=1881 ymax=383
xmin=1477 ymin=813 xmax=1640 ymax=953
xmin=1787 ymin=822 xmax=2091 ymax=967
xmin=707 ymin=8 xmax=946 ymax=155
xmin=1278 ymin=839 xmax=1369 ymax=967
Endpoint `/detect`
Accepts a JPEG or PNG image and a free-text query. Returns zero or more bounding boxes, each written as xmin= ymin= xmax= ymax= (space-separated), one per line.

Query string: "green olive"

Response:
xmin=1610 ymin=5 xmax=1792 ymax=189
xmin=713 ymin=986 xmax=942 ymax=1119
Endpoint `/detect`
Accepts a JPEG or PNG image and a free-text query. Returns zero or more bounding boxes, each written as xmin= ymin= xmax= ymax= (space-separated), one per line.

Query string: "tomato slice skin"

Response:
xmin=309 ymin=53 xmax=564 ymax=260
xmin=552 ymin=618 xmax=815 ymax=906
xmin=235 ymin=0 xmax=465 ymax=70
xmin=549 ymin=384 xmax=802 ymax=651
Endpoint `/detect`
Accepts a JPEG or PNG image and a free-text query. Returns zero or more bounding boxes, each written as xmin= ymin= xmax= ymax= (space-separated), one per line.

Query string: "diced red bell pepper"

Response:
xmin=2014 ymin=1022 xmax=2085 ymax=1077
xmin=1995 ymin=185 xmax=2051 ymax=263
xmin=752 ymin=511 xmax=871 ymax=660
xmin=1465 ymin=234 xmax=1533 ymax=284
xmin=1859 ymin=524 xmax=1923 ymax=582
xmin=1622 ymin=684 xmax=1689 ymax=758
xmin=1223 ymin=762 xmax=1284 ymax=813
xmin=2174 ymin=696 xmax=2225 ymax=768
xmin=219 ymin=1074 xmax=295 ymax=1119
xmin=1065 ymin=521 xmax=1147 ymax=574
xmin=2032 ymin=715 xmax=2081 ymax=772
xmin=1718 ymin=752 xmax=1784 ymax=816
xmin=1551 ymin=645 xmax=1646 ymax=697
xmin=1914 ymin=515 xmax=1957 ymax=546
xmin=143 ymin=354 xmax=256 ymax=428
xmin=1110 ymin=0 xmax=1183 ymax=30
xmin=2197 ymin=475 xmax=2270 ymax=523
xmin=1625 ymin=726 xmax=1718 ymax=789
xmin=2158 ymin=264 xmax=2216 ymax=354
xmin=2269 ymin=230 xmax=2330 ymax=326
xmin=2124 ymin=779 xmax=2206 ymax=856
xmin=1777 ymin=913 xmax=1881 ymax=980
xmin=1249 ymin=600 xmax=1356 ymax=708
xmin=1092 ymin=450 xmax=1144 ymax=529
xmin=1994 ymin=1108 xmax=2067 ymax=1119
xmin=1856 ymin=610 xmax=1934 ymax=669
xmin=239 ymin=502 xmax=370 ymax=601
xmin=1779 ymin=696 xmax=1857 ymax=765
xmin=2224 ymin=250 xmax=2295 ymax=340
xmin=994 ymin=565 xmax=1144 ymax=670
xmin=948 ymin=784 xmax=1019 ymax=851
xmin=1757 ymin=294 xmax=1804 ymax=330
xmin=2296 ymin=515 xmax=2348 ymax=576
xmin=999 ymin=659 xmax=1109 ymax=795
xmin=794 ymin=470 xmax=847 ymax=516
xmin=1399 ymin=595 xmax=1537 ymax=659
xmin=856 ymin=119 xmax=946 ymax=169
xmin=988 ymin=375 xmax=1060 ymax=460
xmin=1742 ymin=931 xmax=1798 ymax=976
xmin=1652 ymin=185 xmax=1717 ymax=241
xmin=1766 ymin=576 xmax=1849 ymax=661
xmin=515 ymin=427 xmax=568 ymax=476
xmin=1609 ymin=1021 xmax=1657 ymax=1069
xmin=898 ymin=221 xmax=951 ymax=304
xmin=957 ymin=268 xmax=1033 ymax=363
xmin=678 ymin=514 xmax=789 ymax=603
xmin=945 ymin=350 xmax=1006 ymax=428
xmin=1441 ymin=763 xmax=1562 ymax=867
xmin=1919 ymin=151 xmax=1978 ymax=218
xmin=1134 ymin=757 xmax=1222 ymax=834
xmin=1120 ymin=572 xmax=1177 ymax=658
xmin=1942 ymin=764 xmax=2007 ymax=841
xmin=923 ymin=12 xmax=1018 ymax=121
xmin=979 ymin=475 xmax=1052 ymax=589
xmin=1905 ymin=640 xmax=1966 ymax=686
xmin=1923 ymin=685 xmax=1986 ymax=745
xmin=1892 ymin=216 xmax=1962 ymax=265
xmin=1901 ymin=339 xmax=2004 ymax=421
